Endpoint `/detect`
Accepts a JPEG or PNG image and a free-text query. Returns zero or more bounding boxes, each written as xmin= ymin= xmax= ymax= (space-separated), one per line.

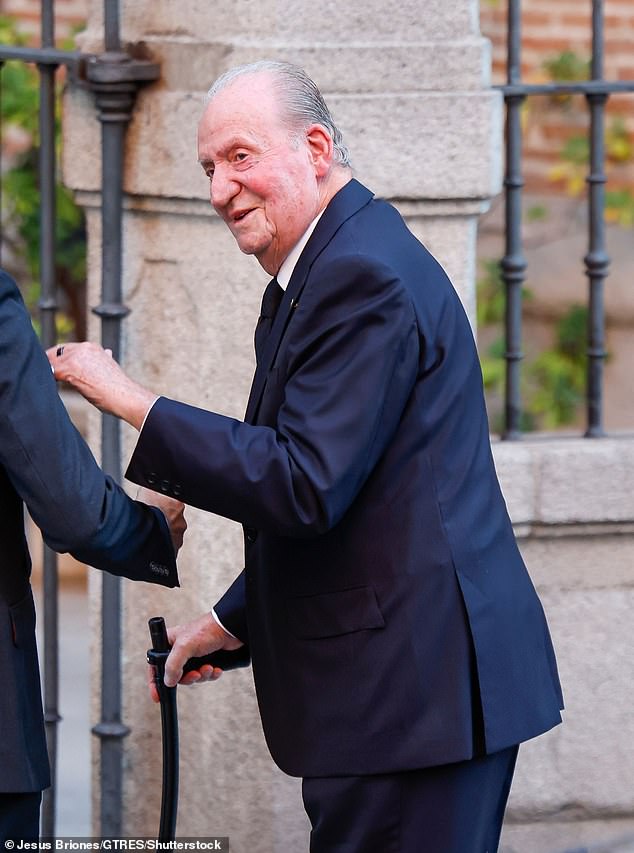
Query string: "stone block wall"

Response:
xmin=494 ymin=436 xmax=634 ymax=852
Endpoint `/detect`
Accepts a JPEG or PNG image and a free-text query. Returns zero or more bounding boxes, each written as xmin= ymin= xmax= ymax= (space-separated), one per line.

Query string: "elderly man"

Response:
xmin=0 ymin=268 xmax=186 ymax=842
xmin=51 ymin=61 xmax=563 ymax=852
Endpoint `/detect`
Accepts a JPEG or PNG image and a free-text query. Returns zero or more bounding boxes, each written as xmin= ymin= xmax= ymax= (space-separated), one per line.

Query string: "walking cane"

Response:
xmin=147 ymin=616 xmax=250 ymax=841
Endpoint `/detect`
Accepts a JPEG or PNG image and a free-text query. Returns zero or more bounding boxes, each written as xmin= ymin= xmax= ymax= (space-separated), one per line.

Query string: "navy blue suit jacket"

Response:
xmin=0 ymin=270 xmax=179 ymax=793
xmin=127 ymin=180 xmax=563 ymax=778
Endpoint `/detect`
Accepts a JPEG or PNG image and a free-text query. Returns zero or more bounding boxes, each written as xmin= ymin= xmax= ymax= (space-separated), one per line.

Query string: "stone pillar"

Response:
xmin=63 ymin=0 xmax=501 ymax=845
xmin=494 ymin=437 xmax=634 ymax=852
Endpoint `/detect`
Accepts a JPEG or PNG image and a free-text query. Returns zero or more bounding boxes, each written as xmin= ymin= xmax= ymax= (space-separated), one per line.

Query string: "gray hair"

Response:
xmin=207 ymin=60 xmax=351 ymax=168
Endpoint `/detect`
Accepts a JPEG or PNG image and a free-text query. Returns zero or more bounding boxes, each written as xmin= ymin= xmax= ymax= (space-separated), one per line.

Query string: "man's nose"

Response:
xmin=210 ymin=163 xmax=239 ymax=209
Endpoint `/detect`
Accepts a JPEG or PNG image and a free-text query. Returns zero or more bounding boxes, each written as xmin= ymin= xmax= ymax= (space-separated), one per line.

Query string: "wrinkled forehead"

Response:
xmin=201 ymin=72 xmax=283 ymax=127
xmin=198 ymin=74 xmax=288 ymax=153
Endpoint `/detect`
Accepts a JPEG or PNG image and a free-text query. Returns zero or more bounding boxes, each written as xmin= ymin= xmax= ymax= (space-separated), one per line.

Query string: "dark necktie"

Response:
xmin=254 ymin=277 xmax=284 ymax=361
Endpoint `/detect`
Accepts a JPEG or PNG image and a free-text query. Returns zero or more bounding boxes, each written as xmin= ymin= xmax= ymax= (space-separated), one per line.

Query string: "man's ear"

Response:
xmin=305 ymin=124 xmax=334 ymax=177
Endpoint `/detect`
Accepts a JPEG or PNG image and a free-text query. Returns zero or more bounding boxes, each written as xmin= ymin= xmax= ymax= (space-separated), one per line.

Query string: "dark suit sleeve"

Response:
xmin=126 ymin=255 xmax=419 ymax=537
xmin=0 ymin=271 xmax=179 ymax=587
xmin=214 ymin=570 xmax=249 ymax=644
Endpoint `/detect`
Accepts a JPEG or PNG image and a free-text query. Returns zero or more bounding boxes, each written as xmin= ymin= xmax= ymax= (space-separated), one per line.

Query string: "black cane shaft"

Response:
xmin=158 ymin=686 xmax=178 ymax=841
xmin=148 ymin=617 xmax=179 ymax=842
xmin=147 ymin=616 xmax=250 ymax=841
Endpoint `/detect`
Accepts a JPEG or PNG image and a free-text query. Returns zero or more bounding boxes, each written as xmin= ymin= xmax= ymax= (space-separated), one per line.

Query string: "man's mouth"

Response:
xmin=232 ymin=208 xmax=255 ymax=223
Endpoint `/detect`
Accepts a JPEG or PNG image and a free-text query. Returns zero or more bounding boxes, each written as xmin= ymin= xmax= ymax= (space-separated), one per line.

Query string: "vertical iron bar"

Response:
xmin=104 ymin=0 xmax=121 ymax=53
xmin=584 ymin=0 xmax=608 ymax=436
xmin=86 ymin=6 xmax=158 ymax=833
xmin=38 ymin=0 xmax=61 ymax=838
xmin=88 ymin=1 xmax=137 ymax=836
xmin=500 ymin=0 xmax=526 ymax=439
xmin=92 ymin=111 xmax=130 ymax=836
xmin=41 ymin=0 xmax=55 ymax=49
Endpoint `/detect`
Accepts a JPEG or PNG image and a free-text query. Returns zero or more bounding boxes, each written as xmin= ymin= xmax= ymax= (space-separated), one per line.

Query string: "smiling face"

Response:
xmin=198 ymin=72 xmax=337 ymax=275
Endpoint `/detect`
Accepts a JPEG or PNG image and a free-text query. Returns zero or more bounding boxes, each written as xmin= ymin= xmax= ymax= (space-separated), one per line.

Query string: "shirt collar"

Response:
xmin=276 ymin=210 xmax=325 ymax=290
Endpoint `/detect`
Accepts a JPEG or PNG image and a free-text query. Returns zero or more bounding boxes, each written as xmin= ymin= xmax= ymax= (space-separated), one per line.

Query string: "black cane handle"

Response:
xmin=149 ymin=615 xmax=171 ymax=652
xmin=181 ymin=646 xmax=251 ymax=673
xmin=147 ymin=616 xmax=250 ymax=674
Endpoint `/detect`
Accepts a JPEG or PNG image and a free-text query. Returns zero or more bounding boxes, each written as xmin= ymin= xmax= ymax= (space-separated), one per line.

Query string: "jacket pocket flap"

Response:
xmin=287 ymin=585 xmax=384 ymax=639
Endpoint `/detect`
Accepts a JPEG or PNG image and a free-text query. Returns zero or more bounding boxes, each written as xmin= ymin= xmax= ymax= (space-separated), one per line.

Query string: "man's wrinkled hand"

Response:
xmin=46 ymin=341 xmax=156 ymax=430
xmin=147 ymin=611 xmax=243 ymax=703
xmin=136 ymin=486 xmax=187 ymax=554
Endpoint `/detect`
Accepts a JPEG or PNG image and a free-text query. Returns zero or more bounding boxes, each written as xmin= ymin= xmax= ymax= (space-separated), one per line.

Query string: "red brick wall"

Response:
xmin=1 ymin=0 xmax=87 ymax=43
xmin=480 ymin=0 xmax=634 ymax=193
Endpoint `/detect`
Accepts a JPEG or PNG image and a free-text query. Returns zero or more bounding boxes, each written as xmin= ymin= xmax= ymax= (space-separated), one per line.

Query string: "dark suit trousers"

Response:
xmin=302 ymin=746 xmax=518 ymax=853
xmin=0 ymin=792 xmax=41 ymax=843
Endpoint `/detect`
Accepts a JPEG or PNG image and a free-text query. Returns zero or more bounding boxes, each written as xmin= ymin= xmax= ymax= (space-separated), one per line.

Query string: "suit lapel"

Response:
xmin=244 ymin=180 xmax=374 ymax=424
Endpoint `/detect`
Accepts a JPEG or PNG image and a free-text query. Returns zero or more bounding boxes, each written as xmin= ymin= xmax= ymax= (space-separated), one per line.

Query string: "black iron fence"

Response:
xmin=1 ymin=0 xmax=158 ymax=837
xmin=498 ymin=0 xmax=634 ymax=439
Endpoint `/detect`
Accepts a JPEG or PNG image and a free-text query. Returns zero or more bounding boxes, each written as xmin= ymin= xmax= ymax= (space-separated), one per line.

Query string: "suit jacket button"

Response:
xmin=245 ymin=526 xmax=258 ymax=544
xmin=147 ymin=472 xmax=158 ymax=486
xmin=160 ymin=480 xmax=170 ymax=493
xmin=173 ymin=484 xmax=182 ymax=497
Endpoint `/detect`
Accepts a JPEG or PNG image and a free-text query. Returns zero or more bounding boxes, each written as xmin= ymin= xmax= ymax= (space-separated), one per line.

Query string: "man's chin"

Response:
xmin=234 ymin=237 xmax=274 ymax=267
xmin=233 ymin=234 xmax=266 ymax=256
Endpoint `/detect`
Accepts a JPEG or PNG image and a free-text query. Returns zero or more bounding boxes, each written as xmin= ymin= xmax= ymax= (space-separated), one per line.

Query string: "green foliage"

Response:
xmin=560 ymin=135 xmax=590 ymax=166
xmin=477 ymin=260 xmax=589 ymax=431
xmin=559 ymin=121 xmax=631 ymax=171
xmin=542 ymin=51 xmax=634 ymax=213
xmin=476 ymin=260 xmax=505 ymax=326
xmin=480 ymin=335 xmax=505 ymax=392
xmin=0 ymin=14 xmax=86 ymax=339
xmin=549 ymin=119 xmax=634 ymax=201
xmin=556 ymin=303 xmax=587 ymax=359
xmin=526 ymin=203 xmax=548 ymax=222
xmin=542 ymin=50 xmax=590 ymax=83
xmin=476 ymin=259 xmax=532 ymax=327
xmin=605 ymin=116 xmax=633 ymax=163
xmin=605 ymin=188 xmax=634 ymax=226
xmin=2 ymin=154 xmax=86 ymax=285
xmin=0 ymin=20 xmax=39 ymax=137
xmin=526 ymin=306 xmax=587 ymax=429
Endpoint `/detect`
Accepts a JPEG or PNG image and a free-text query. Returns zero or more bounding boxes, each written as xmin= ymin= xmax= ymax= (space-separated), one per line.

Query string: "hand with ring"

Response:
xmin=45 ymin=341 xmax=157 ymax=430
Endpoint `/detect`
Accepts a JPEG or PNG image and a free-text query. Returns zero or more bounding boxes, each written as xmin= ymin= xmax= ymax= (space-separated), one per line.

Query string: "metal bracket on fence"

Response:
xmin=83 ymin=49 xmax=159 ymax=119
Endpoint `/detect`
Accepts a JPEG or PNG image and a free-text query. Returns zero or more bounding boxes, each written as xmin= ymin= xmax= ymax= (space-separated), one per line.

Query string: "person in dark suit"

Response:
xmin=50 ymin=61 xmax=563 ymax=852
xmin=0 ymin=268 xmax=186 ymax=842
